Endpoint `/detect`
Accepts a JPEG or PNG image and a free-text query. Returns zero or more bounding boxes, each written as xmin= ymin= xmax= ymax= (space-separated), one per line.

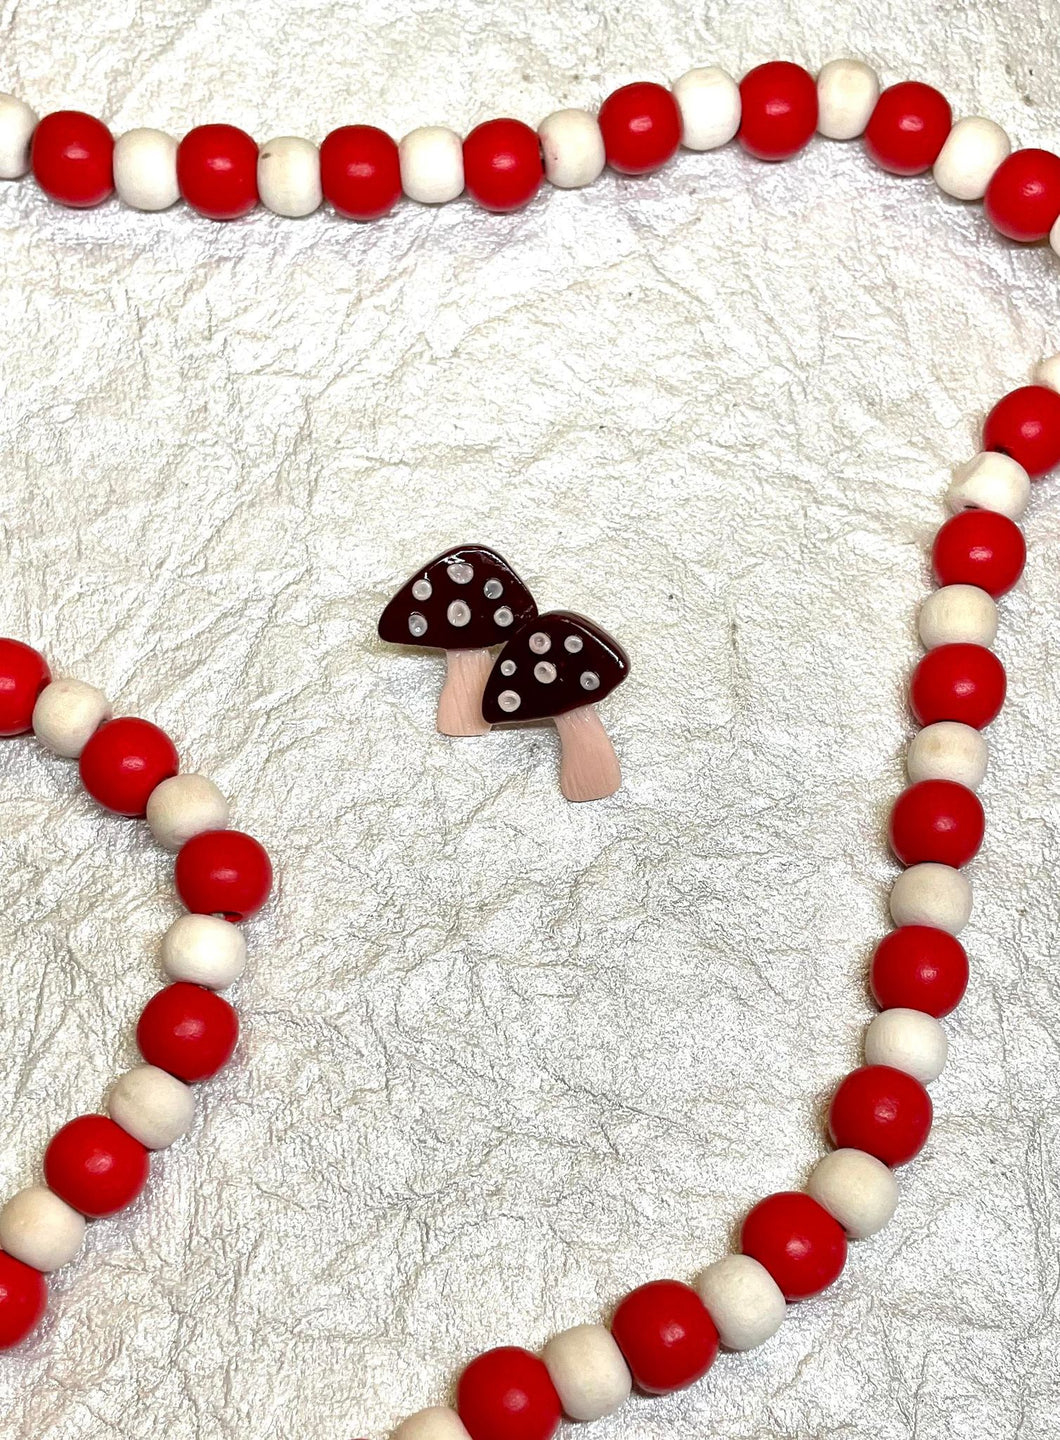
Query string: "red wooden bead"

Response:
xmin=910 ymin=644 xmax=1006 ymax=730
xmin=828 ymin=1064 xmax=933 ymax=1166
xmin=175 ymin=828 xmax=273 ymax=921
xmin=983 ymin=385 xmax=1060 ymax=479
xmin=870 ymin=926 xmax=969 ymax=1018
xmin=456 ymin=1345 xmax=561 ymax=1440
xmin=78 ymin=717 xmax=179 ymax=817
xmin=0 ymin=638 xmax=50 ymax=737
xmin=177 ymin=124 xmax=259 ymax=220
xmin=984 ymin=148 xmax=1060 ymax=243
xmin=0 ymin=1252 xmax=47 ymax=1351
xmin=864 ymin=82 xmax=952 ymax=176
xmin=739 ymin=1191 xmax=846 ymax=1301
xmin=44 ymin=1115 xmax=149 ymax=1219
xmin=31 ymin=111 xmax=114 ymax=208
xmin=598 ymin=82 xmax=682 ymax=175
xmin=889 ymin=779 xmax=985 ymax=869
xmin=932 ymin=509 xmax=1026 ymax=598
xmin=737 ymin=61 xmax=818 ymax=162
xmin=462 ymin=119 xmax=543 ymax=213
xmin=320 ymin=125 xmax=401 ymax=221
xmin=610 ymin=1279 xmax=718 ymax=1395
xmin=137 ymin=982 xmax=239 ymax=1083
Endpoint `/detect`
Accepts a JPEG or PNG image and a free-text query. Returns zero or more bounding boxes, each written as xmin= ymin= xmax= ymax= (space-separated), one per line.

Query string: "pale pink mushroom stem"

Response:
xmin=554 ymin=706 xmax=621 ymax=802
xmin=437 ymin=648 xmax=493 ymax=737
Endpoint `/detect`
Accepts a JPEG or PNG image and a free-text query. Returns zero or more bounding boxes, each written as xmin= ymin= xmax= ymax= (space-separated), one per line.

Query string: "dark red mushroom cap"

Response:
xmin=481 ymin=610 xmax=630 ymax=724
xmin=377 ymin=546 xmax=537 ymax=651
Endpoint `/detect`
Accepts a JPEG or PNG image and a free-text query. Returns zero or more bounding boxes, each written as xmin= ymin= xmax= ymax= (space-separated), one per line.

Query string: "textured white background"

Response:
xmin=1 ymin=3 xmax=1059 ymax=1437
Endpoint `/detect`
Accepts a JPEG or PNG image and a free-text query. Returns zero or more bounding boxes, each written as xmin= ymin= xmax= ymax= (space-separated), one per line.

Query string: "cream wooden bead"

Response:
xmin=816 ymin=59 xmax=880 ymax=140
xmin=32 ymin=677 xmax=111 ymax=758
xmin=695 ymin=1254 xmax=786 ymax=1351
xmin=1033 ymin=353 xmax=1060 ymax=393
xmin=109 ymin=1065 xmax=195 ymax=1150
xmin=542 ymin=1323 xmax=631 ymax=1422
xmin=0 ymin=1185 xmax=86 ymax=1272
xmin=146 ymin=774 xmax=230 ymax=851
xmin=538 ymin=109 xmax=605 ymax=189
xmin=907 ymin=721 xmax=988 ymax=791
xmin=0 ymin=93 xmax=37 ymax=179
xmin=1052 ymin=215 xmax=1060 ymax=258
xmin=947 ymin=451 xmax=1031 ymax=519
xmin=806 ymin=1149 xmax=898 ymax=1240
xmin=933 ymin=117 xmax=1010 ymax=200
xmin=392 ymin=1409 xmax=471 ymax=1440
xmin=258 ymin=136 xmax=322 ymax=217
xmin=399 ymin=127 xmax=464 ymax=204
xmin=865 ymin=1007 xmax=949 ymax=1083
xmin=919 ymin=584 xmax=998 ymax=650
xmin=890 ymin=862 xmax=972 ymax=936
xmin=114 ymin=128 xmax=179 ymax=211
xmin=671 ymin=67 xmax=741 ymax=151
xmin=161 ymin=913 xmax=247 ymax=989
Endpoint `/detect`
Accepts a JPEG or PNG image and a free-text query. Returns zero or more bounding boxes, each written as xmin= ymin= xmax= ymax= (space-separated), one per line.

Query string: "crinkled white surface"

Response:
xmin=1 ymin=3 xmax=1060 ymax=1437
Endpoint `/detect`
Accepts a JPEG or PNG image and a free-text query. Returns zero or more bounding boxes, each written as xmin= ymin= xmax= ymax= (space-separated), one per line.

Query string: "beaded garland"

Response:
xmin=1 ymin=48 xmax=1060 ymax=1440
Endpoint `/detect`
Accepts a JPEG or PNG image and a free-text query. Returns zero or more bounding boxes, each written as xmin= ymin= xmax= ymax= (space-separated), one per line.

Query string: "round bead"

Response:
xmin=32 ymin=677 xmax=111 ymax=757
xmin=146 ymin=773 xmax=230 ymax=851
xmin=828 ymin=1064 xmax=933 ymax=1166
xmin=0 ymin=639 xmax=50 ymax=737
xmin=918 ymin=585 xmax=998 ymax=650
xmin=542 ymin=1323 xmax=631 ymax=1422
xmin=160 ymin=913 xmax=248 ymax=989
xmin=1034 ymin=353 xmax=1060 ymax=394
xmin=694 ymin=1253 xmax=786 ymax=1351
xmin=108 ymin=1064 xmax=196 ymax=1149
xmin=910 ymin=644 xmax=1006 ymax=729
xmin=1053 ymin=214 xmax=1060 ymax=258
xmin=889 ymin=862 xmax=972 ymax=935
xmin=598 ymin=82 xmax=682 ymax=175
xmin=815 ymin=58 xmax=880 ymax=141
xmin=399 ymin=126 xmax=465 ymax=204
xmin=43 ymin=1115 xmax=149 ymax=1219
xmin=0 ymin=1187 xmax=85 ymax=1272
xmin=462 ymin=119 xmax=543 ymax=213
xmin=805 ymin=1149 xmax=898 ymax=1239
xmin=907 ymin=721 xmax=988 ymax=792
xmin=393 ymin=1411 xmax=472 ymax=1440
xmin=0 ymin=93 xmax=39 ymax=179
xmin=174 ymin=828 xmax=273 ymax=922
xmin=932 ymin=510 xmax=1026 ymax=598
xmin=947 ymin=451 xmax=1031 ymax=520
xmin=456 ymin=1346 xmax=561 ymax=1440
xmin=888 ymin=779 xmax=985 ymax=869
xmin=0 ymin=1252 xmax=46 ymax=1351
xmin=537 ymin=109 xmax=605 ymax=189
xmin=984 ymin=148 xmax=1060 ymax=242
xmin=864 ymin=1008 xmax=949 ymax=1084
xmin=983 ymin=385 xmax=1060 ymax=479
xmin=933 ymin=116 xmax=1010 ymax=201
xmin=137 ymin=982 xmax=238 ymax=1084
xmin=177 ymin=124 xmax=258 ymax=221
xmin=610 ymin=1280 xmax=718 ymax=1395
xmin=738 ymin=61 xmax=818 ymax=161
xmin=78 ymin=716 xmax=179 ymax=816
xmin=870 ymin=925 xmax=970 ymax=1017
xmin=31 ymin=110 xmax=114 ymax=207
xmin=257 ymin=135 xmax=321 ymax=217
xmin=671 ymin=66 xmax=741 ymax=151
xmin=320 ymin=125 xmax=401 ymax=221
xmin=864 ymin=82 xmax=952 ymax=176
xmin=113 ymin=127 xmax=179 ymax=211
xmin=739 ymin=1191 xmax=846 ymax=1301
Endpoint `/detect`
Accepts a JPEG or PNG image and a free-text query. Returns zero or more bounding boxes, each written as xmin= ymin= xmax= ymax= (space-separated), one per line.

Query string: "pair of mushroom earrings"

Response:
xmin=378 ymin=546 xmax=630 ymax=802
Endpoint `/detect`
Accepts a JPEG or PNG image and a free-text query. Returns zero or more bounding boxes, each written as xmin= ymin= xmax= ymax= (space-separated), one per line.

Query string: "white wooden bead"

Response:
xmin=816 ymin=59 xmax=880 ymax=140
xmin=806 ymin=1150 xmax=898 ymax=1240
xmin=947 ymin=451 xmax=1031 ymax=520
xmin=1052 ymin=214 xmax=1060 ymax=258
xmin=32 ymin=677 xmax=112 ymax=758
xmin=392 ymin=1409 xmax=471 ymax=1440
xmin=933 ymin=117 xmax=1010 ymax=201
xmin=890 ymin=862 xmax=972 ymax=936
xmin=538 ymin=109 xmax=605 ymax=189
xmin=907 ymin=721 xmax=988 ymax=791
xmin=865 ymin=1007 xmax=949 ymax=1083
xmin=113 ymin=128 xmax=179 ymax=211
xmin=695 ymin=1254 xmax=786 ymax=1351
xmin=918 ymin=584 xmax=998 ymax=650
xmin=671 ymin=67 xmax=741 ymax=151
xmin=108 ymin=1065 xmax=195 ymax=1150
xmin=1033 ymin=353 xmax=1060 ymax=394
xmin=399 ymin=127 xmax=464 ymax=204
xmin=258 ymin=136 xmax=322 ymax=217
xmin=0 ymin=92 xmax=37 ymax=179
xmin=542 ymin=1323 xmax=631 ymax=1422
xmin=146 ymin=774 xmax=230 ymax=851
xmin=161 ymin=913 xmax=247 ymax=989
xmin=0 ymin=1186 xmax=86 ymax=1272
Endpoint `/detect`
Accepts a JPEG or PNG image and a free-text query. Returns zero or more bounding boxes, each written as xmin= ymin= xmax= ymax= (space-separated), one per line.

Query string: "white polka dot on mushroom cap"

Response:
xmin=580 ymin=670 xmax=600 ymax=691
xmin=564 ymin=635 xmax=583 ymax=653
xmin=500 ymin=659 xmax=517 ymax=676
xmin=412 ymin=579 xmax=432 ymax=601
xmin=484 ymin=579 xmax=503 ymax=599
xmin=498 ymin=690 xmax=521 ymax=713
xmin=534 ymin=661 xmax=557 ymax=683
xmin=494 ymin=607 xmax=514 ymax=626
xmin=408 ymin=613 xmax=428 ymax=638
xmin=447 ymin=600 xmax=471 ymax=627
xmin=529 ymin=632 xmax=551 ymax=654
xmin=447 ymin=562 xmax=474 ymax=584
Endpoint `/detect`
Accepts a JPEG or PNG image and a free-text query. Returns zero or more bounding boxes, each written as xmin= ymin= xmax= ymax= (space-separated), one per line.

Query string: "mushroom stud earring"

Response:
xmin=378 ymin=546 xmax=538 ymax=737
xmin=481 ymin=611 xmax=630 ymax=802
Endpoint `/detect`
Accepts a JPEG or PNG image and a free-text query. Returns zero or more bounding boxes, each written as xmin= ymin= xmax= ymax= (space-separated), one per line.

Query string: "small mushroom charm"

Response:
xmin=378 ymin=546 xmax=538 ymax=737
xmin=482 ymin=611 xmax=630 ymax=801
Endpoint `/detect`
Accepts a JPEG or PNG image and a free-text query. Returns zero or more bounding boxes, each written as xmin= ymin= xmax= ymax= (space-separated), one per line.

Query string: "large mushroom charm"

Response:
xmin=481 ymin=611 xmax=630 ymax=801
xmin=378 ymin=546 xmax=538 ymax=737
